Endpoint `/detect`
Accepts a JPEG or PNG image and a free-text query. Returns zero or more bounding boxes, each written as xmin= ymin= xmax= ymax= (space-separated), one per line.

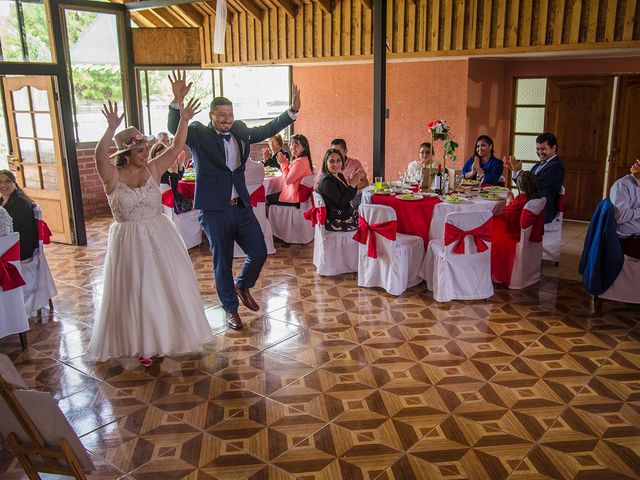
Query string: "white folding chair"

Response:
xmin=20 ymin=205 xmax=56 ymax=319
xmin=422 ymin=210 xmax=494 ymax=302
xmin=542 ymin=186 xmax=565 ymax=265
xmin=0 ymin=232 xmax=29 ymax=347
xmin=234 ymin=184 xmax=276 ymax=257
xmin=509 ymin=198 xmax=546 ymax=289
xmin=268 ymin=175 xmax=315 ymax=245
xmin=310 ymin=192 xmax=358 ymax=276
xmin=598 ymin=255 xmax=640 ymax=304
xmin=356 ymin=204 xmax=424 ymax=295
xmin=160 ymin=184 xmax=203 ymax=250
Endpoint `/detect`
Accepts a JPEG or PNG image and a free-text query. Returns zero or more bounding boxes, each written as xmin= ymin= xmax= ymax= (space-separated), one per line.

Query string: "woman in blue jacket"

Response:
xmin=462 ymin=135 xmax=504 ymax=185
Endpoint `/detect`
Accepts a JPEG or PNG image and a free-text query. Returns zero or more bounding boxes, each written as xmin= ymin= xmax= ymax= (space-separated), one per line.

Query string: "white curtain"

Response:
xmin=213 ymin=0 xmax=228 ymax=54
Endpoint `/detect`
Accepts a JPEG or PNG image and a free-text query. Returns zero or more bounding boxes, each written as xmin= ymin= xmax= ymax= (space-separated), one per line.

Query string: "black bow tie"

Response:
xmin=219 ymin=133 xmax=231 ymax=142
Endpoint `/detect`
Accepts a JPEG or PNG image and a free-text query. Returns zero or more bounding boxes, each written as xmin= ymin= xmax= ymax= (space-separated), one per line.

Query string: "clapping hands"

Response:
xmin=276 ymin=151 xmax=288 ymax=165
xmin=261 ymin=146 xmax=271 ymax=161
xmin=348 ymin=170 xmax=366 ymax=188
xmin=503 ymin=155 xmax=522 ymax=172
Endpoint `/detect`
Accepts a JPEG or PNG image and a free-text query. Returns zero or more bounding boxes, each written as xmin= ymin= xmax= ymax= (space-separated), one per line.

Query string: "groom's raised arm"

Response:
xmin=167 ymin=70 xmax=193 ymax=135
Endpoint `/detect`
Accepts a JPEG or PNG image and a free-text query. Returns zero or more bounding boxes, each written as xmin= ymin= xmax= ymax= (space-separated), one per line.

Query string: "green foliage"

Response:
xmin=72 ymin=66 xmax=122 ymax=102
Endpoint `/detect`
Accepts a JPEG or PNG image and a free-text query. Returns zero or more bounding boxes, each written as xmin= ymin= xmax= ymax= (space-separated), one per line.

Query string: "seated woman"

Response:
xmin=0 ymin=170 xmax=38 ymax=260
xmin=261 ymin=134 xmax=290 ymax=170
xmin=406 ymin=142 xmax=438 ymax=183
xmin=462 ymin=135 xmax=504 ymax=185
xmin=267 ymin=134 xmax=313 ymax=208
xmin=491 ymin=171 xmax=541 ymax=284
xmin=316 ymin=148 xmax=365 ymax=232
xmin=150 ymin=142 xmax=192 ymax=214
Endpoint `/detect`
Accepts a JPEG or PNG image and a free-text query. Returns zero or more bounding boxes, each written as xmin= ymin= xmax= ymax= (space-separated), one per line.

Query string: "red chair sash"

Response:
xmin=36 ymin=219 xmax=51 ymax=244
xmin=558 ymin=193 xmax=566 ymax=213
xmin=161 ymin=189 xmax=174 ymax=208
xmin=250 ymin=185 xmax=266 ymax=207
xmin=520 ymin=209 xmax=545 ymax=242
xmin=304 ymin=205 xmax=327 ymax=227
xmin=299 ymin=184 xmax=313 ymax=203
xmin=0 ymin=242 xmax=26 ymax=291
xmin=353 ymin=216 xmax=397 ymax=258
xmin=444 ymin=218 xmax=493 ymax=254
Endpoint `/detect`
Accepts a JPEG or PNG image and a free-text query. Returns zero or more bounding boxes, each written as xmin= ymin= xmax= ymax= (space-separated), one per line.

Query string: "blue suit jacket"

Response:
xmin=530 ymin=156 xmax=565 ymax=223
xmin=168 ymin=108 xmax=294 ymax=211
xmin=578 ymin=198 xmax=624 ymax=295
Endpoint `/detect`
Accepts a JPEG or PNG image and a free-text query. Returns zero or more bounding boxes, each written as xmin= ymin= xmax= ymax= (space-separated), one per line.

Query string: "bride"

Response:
xmin=88 ymin=98 xmax=213 ymax=366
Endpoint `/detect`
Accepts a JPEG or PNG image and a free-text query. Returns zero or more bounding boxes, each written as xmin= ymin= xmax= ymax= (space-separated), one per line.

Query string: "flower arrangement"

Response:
xmin=427 ymin=120 xmax=458 ymax=164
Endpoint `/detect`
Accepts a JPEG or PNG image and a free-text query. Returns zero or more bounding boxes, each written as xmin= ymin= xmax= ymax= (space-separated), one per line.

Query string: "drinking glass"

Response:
xmin=454 ymin=173 xmax=463 ymax=191
xmin=374 ymin=176 xmax=383 ymax=189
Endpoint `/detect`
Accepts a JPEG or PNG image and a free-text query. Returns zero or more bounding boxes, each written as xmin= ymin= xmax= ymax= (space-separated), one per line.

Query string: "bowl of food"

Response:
xmin=372 ymin=188 xmax=393 ymax=195
xmin=441 ymin=195 xmax=467 ymax=204
xmin=484 ymin=186 xmax=509 ymax=193
xmin=397 ymin=193 xmax=423 ymax=201
xmin=265 ymin=166 xmax=278 ymax=173
xmin=461 ymin=179 xmax=480 ymax=186
xmin=479 ymin=192 xmax=504 ymax=201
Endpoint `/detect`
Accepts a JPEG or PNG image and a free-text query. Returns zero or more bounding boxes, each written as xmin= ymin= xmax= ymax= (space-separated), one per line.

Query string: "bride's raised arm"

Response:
xmin=95 ymin=101 xmax=124 ymax=193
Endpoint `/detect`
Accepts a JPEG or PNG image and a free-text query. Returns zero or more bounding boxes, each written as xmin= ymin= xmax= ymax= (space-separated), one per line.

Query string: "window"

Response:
xmin=65 ymin=10 xmax=125 ymax=143
xmin=0 ymin=0 xmax=53 ymax=63
xmin=0 ymin=91 xmax=8 ymax=169
xmin=138 ymin=66 xmax=291 ymax=136
xmin=511 ymin=78 xmax=547 ymax=171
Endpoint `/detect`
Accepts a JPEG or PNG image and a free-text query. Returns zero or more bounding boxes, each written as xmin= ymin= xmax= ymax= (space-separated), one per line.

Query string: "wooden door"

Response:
xmin=545 ymin=77 xmax=613 ymax=221
xmin=3 ymin=76 xmax=73 ymax=244
xmin=609 ymin=76 xmax=640 ymax=190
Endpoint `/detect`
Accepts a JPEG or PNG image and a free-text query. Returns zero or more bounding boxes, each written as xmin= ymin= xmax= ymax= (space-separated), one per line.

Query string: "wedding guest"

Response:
xmin=0 ymin=205 xmax=13 ymax=236
xmin=491 ymin=172 xmax=542 ymax=284
xmin=89 ymin=99 xmax=212 ymax=366
xmin=407 ymin=142 xmax=438 ymax=183
xmin=505 ymin=132 xmax=564 ymax=224
xmin=156 ymin=131 xmax=171 ymax=147
xmin=462 ymin=135 xmax=504 ymax=185
xmin=330 ymin=138 xmax=368 ymax=209
xmin=267 ymin=134 xmax=313 ymax=208
xmin=0 ymin=170 xmax=38 ymax=260
xmin=151 ymin=141 xmax=193 ymax=214
xmin=316 ymin=148 xmax=364 ymax=232
xmin=261 ymin=134 xmax=290 ymax=169
xmin=610 ymin=157 xmax=640 ymax=259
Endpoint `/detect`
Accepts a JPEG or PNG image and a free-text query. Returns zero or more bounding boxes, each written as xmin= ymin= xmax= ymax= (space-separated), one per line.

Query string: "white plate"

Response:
xmin=397 ymin=194 xmax=424 ymax=201
xmin=478 ymin=194 xmax=504 ymax=201
xmin=440 ymin=196 xmax=468 ymax=204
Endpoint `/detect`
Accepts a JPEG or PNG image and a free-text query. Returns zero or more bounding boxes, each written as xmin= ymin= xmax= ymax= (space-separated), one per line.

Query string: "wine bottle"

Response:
xmin=434 ymin=164 xmax=443 ymax=195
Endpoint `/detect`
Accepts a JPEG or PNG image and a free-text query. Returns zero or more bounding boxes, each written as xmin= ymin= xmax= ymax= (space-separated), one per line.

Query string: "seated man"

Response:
xmin=330 ymin=138 xmax=369 ymax=209
xmin=261 ymin=134 xmax=290 ymax=169
xmin=505 ymin=132 xmax=565 ymax=224
xmin=610 ymin=157 xmax=640 ymax=259
xmin=406 ymin=142 xmax=438 ymax=183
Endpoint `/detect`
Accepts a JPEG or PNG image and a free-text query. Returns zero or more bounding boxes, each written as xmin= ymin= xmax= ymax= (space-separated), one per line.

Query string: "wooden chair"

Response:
xmin=0 ymin=354 xmax=94 ymax=479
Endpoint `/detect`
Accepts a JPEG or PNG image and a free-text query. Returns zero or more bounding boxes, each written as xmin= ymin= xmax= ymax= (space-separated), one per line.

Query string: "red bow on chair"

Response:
xmin=299 ymin=184 xmax=313 ymax=203
xmin=520 ymin=209 xmax=544 ymax=242
xmin=0 ymin=242 xmax=26 ymax=291
xmin=36 ymin=219 xmax=52 ymax=244
xmin=250 ymin=185 xmax=266 ymax=207
xmin=161 ymin=189 xmax=174 ymax=208
xmin=353 ymin=216 xmax=397 ymax=258
xmin=304 ymin=205 xmax=327 ymax=227
xmin=444 ymin=218 xmax=493 ymax=254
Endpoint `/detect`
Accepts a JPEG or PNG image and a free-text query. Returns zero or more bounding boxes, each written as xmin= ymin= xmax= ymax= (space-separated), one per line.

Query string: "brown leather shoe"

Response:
xmin=235 ymin=286 xmax=259 ymax=311
xmin=226 ymin=312 xmax=243 ymax=330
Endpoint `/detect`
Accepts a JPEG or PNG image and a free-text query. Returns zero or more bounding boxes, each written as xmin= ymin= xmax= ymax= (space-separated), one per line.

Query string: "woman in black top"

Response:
xmin=0 ymin=169 xmax=38 ymax=260
xmin=315 ymin=148 xmax=365 ymax=232
xmin=150 ymin=142 xmax=192 ymax=213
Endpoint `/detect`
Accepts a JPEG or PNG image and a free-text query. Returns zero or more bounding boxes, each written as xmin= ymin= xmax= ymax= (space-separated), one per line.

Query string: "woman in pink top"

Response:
xmin=267 ymin=134 xmax=314 ymax=208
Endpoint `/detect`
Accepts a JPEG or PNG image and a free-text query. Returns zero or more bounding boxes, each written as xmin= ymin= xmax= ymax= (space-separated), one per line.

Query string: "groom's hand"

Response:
xmin=169 ymin=70 xmax=192 ymax=104
xmin=290 ymin=84 xmax=301 ymax=113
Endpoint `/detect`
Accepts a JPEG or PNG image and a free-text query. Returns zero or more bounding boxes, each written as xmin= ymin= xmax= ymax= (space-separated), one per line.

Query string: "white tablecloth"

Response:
xmin=430 ymin=197 xmax=506 ymax=240
xmin=263 ymin=173 xmax=284 ymax=196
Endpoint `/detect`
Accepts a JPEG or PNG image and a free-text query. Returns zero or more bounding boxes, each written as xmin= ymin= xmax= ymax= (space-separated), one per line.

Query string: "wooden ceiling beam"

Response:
xmin=361 ymin=0 xmax=372 ymax=8
xmin=235 ymin=0 xmax=266 ymax=21
xmin=271 ymin=0 xmax=298 ymax=17
xmin=316 ymin=0 xmax=331 ymax=14
xmin=207 ymin=0 xmax=234 ymax=24
xmin=171 ymin=4 xmax=204 ymax=27
xmin=135 ymin=9 xmax=170 ymax=27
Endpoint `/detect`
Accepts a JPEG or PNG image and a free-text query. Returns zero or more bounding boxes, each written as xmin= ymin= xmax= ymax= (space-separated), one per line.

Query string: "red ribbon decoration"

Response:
xmin=298 ymin=184 xmax=313 ymax=203
xmin=36 ymin=219 xmax=51 ymax=245
xmin=0 ymin=242 xmax=26 ymax=291
xmin=161 ymin=189 xmax=174 ymax=208
xmin=444 ymin=218 xmax=493 ymax=254
xmin=250 ymin=185 xmax=266 ymax=207
xmin=304 ymin=205 xmax=327 ymax=227
xmin=353 ymin=216 xmax=397 ymax=258
xmin=520 ymin=209 xmax=545 ymax=242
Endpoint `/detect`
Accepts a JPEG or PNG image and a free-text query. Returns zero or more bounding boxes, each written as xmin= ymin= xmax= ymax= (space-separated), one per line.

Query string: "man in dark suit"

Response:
xmin=168 ymin=71 xmax=300 ymax=329
xmin=505 ymin=132 xmax=565 ymax=224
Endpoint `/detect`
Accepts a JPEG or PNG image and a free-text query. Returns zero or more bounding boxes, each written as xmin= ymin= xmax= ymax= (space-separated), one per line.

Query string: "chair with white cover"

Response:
xmin=355 ymin=204 xmax=424 ymax=295
xmin=542 ymin=186 xmax=565 ymax=265
xmin=509 ymin=198 xmax=546 ymax=289
xmin=0 ymin=232 xmax=29 ymax=348
xmin=422 ymin=210 xmax=494 ymax=302
xmin=598 ymin=255 xmax=640 ymax=304
xmin=309 ymin=192 xmax=358 ymax=276
xmin=268 ymin=175 xmax=315 ymax=244
xmin=160 ymin=184 xmax=203 ymax=250
xmin=234 ymin=184 xmax=276 ymax=257
xmin=20 ymin=205 xmax=56 ymax=319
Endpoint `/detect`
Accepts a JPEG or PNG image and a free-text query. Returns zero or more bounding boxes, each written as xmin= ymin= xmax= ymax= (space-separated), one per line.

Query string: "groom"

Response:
xmin=168 ymin=71 xmax=300 ymax=329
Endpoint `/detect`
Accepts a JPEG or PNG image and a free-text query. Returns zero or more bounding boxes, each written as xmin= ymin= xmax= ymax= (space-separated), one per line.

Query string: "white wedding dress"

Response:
xmin=88 ymin=174 xmax=213 ymax=361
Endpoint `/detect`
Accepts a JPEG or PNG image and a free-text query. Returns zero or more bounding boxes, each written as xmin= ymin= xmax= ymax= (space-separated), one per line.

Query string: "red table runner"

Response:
xmin=371 ymin=194 xmax=442 ymax=248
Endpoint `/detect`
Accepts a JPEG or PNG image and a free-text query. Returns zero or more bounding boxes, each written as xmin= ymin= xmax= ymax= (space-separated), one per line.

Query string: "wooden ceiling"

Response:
xmin=123 ymin=0 xmax=640 ymax=67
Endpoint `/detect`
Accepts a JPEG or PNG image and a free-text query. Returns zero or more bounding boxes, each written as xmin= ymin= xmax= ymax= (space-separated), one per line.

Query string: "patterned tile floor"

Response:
xmin=1 ymin=217 xmax=639 ymax=480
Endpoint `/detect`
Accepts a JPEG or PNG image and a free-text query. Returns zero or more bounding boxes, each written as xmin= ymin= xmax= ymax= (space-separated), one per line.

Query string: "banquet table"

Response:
xmin=263 ymin=172 xmax=284 ymax=196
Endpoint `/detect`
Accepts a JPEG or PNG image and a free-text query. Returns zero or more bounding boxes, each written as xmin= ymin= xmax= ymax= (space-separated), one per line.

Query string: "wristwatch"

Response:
xmin=289 ymin=106 xmax=299 ymax=113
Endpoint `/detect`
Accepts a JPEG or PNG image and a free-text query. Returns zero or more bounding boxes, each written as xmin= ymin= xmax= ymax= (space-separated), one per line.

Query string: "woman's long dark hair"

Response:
xmin=517 ymin=171 xmax=541 ymax=199
xmin=321 ymin=148 xmax=344 ymax=174
xmin=0 ymin=169 xmax=34 ymax=204
xmin=290 ymin=134 xmax=313 ymax=172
